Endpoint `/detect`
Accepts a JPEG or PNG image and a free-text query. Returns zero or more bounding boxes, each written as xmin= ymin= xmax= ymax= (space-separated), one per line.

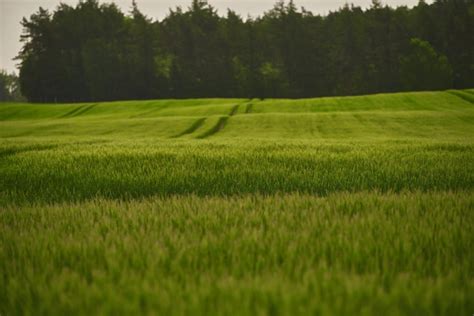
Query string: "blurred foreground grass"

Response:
xmin=1 ymin=193 xmax=473 ymax=315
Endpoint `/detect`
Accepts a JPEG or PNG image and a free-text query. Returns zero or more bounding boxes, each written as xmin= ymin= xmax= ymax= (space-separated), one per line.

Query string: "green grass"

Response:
xmin=1 ymin=90 xmax=473 ymax=315
xmin=1 ymin=139 xmax=473 ymax=204
xmin=1 ymin=193 xmax=473 ymax=315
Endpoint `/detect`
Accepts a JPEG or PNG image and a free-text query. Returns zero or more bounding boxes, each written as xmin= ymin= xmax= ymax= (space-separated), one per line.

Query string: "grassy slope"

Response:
xmin=0 ymin=90 xmax=473 ymax=315
xmin=1 ymin=91 xmax=473 ymax=140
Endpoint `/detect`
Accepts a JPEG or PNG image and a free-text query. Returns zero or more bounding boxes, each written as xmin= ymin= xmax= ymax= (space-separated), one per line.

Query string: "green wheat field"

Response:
xmin=1 ymin=90 xmax=473 ymax=315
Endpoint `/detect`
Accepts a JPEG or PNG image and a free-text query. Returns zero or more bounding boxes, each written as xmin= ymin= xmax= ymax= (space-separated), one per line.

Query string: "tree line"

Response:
xmin=0 ymin=71 xmax=24 ymax=102
xmin=16 ymin=0 xmax=474 ymax=102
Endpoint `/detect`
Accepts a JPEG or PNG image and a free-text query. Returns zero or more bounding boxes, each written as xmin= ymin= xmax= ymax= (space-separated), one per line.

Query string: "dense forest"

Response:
xmin=16 ymin=0 xmax=474 ymax=102
xmin=0 ymin=71 xmax=24 ymax=102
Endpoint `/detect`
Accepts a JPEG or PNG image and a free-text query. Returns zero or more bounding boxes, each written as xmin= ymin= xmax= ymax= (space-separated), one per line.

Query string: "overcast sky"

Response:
xmin=1 ymin=0 xmax=429 ymax=73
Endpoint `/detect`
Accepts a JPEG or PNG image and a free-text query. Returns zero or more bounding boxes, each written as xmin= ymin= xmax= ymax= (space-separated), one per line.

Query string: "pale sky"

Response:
xmin=0 ymin=0 xmax=428 ymax=74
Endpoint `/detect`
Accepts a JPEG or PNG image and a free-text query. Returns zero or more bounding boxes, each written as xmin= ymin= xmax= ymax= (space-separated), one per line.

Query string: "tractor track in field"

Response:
xmin=172 ymin=118 xmax=206 ymax=138
xmin=174 ymin=102 xmax=253 ymax=139
xmin=196 ymin=116 xmax=229 ymax=139
xmin=447 ymin=90 xmax=474 ymax=104
xmin=245 ymin=103 xmax=254 ymax=113
xmin=196 ymin=104 xmax=239 ymax=139
xmin=229 ymin=104 xmax=240 ymax=116
xmin=60 ymin=104 xmax=97 ymax=118
xmin=172 ymin=104 xmax=240 ymax=139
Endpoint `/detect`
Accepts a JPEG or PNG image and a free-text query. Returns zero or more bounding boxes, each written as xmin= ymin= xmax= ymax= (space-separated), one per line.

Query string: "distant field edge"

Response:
xmin=1 ymin=89 xmax=473 ymax=105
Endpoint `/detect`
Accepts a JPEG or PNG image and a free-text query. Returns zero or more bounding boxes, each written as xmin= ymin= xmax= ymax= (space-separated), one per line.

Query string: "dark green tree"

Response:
xmin=400 ymin=38 xmax=453 ymax=91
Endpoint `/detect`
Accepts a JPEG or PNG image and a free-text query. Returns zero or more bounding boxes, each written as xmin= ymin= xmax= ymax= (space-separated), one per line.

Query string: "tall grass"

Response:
xmin=1 ymin=193 xmax=473 ymax=315
xmin=0 ymin=139 xmax=473 ymax=205
xmin=0 ymin=90 xmax=473 ymax=314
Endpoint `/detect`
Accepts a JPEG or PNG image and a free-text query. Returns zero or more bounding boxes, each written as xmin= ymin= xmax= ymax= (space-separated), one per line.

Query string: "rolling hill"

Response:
xmin=0 ymin=90 xmax=473 ymax=315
